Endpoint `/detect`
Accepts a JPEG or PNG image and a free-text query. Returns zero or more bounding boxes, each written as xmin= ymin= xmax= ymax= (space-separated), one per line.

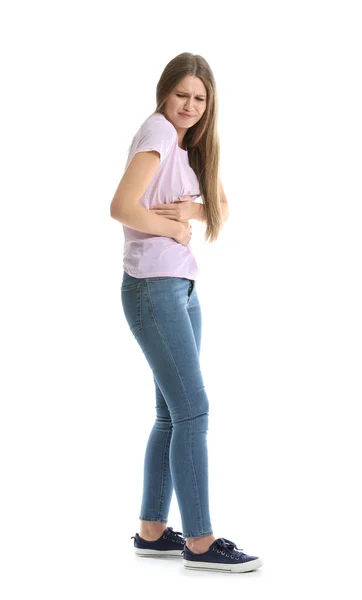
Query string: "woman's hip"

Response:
xmin=121 ymin=272 xmax=199 ymax=338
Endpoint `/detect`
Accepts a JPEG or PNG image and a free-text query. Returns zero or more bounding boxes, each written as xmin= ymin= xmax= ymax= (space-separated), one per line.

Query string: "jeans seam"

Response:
xmin=139 ymin=516 xmax=168 ymax=523
xmin=145 ymin=280 xmax=204 ymax=533
xmin=137 ymin=284 xmax=142 ymax=334
xmin=121 ymin=283 xmax=142 ymax=336
xmin=158 ymin=424 xmax=172 ymax=519
xmin=183 ymin=530 xmax=213 ymax=538
xmin=189 ymin=417 xmax=203 ymax=532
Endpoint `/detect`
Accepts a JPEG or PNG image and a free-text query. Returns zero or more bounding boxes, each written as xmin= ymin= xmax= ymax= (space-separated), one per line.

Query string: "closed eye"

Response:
xmin=176 ymin=94 xmax=205 ymax=101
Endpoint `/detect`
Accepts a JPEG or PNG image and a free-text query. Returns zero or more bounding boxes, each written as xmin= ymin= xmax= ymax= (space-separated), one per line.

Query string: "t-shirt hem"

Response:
xmin=123 ymin=267 xmax=198 ymax=280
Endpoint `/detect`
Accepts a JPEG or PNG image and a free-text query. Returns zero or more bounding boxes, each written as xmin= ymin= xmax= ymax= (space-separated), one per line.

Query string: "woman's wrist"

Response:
xmin=173 ymin=220 xmax=184 ymax=239
xmin=192 ymin=202 xmax=206 ymax=222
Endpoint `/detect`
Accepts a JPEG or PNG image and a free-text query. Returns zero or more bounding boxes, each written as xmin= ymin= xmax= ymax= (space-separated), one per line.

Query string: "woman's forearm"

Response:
xmin=192 ymin=202 xmax=207 ymax=222
xmin=111 ymin=204 xmax=182 ymax=239
xmin=192 ymin=202 xmax=229 ymax=223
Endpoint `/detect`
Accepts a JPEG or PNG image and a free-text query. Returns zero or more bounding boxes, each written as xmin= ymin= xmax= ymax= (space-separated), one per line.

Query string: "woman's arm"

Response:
xmin=192 ymin=203 xmax=207 ymax=222
xmin=112 ymin=203 xmax=182 ymax=238
xmin=191 ymin=178 xmax=229 ymax=223
xmin=110 ymin=150 xmax=182 ymax=239
xmin=192 ymin=200 xmax=229 ymax=223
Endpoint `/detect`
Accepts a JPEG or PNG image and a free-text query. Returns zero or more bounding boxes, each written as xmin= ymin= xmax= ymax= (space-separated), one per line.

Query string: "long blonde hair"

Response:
xmin=155 ymin=52 xmax=223 ymax=243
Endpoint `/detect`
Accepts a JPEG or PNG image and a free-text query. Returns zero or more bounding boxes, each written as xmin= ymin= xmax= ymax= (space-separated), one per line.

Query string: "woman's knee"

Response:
xmin=171 ymin=386 xmax=209 ymax=424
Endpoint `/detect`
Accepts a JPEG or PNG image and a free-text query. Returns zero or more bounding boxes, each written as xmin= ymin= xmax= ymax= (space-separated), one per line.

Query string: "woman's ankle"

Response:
xmin=186 ymin=534 xmax=216 ymax=553
xmin=139 ymin=520 xmax=167 ymax=540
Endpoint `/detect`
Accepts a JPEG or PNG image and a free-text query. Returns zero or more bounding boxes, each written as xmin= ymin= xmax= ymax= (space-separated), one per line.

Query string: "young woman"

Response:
xmin=110 ymin=52 xmax=262 ymax=573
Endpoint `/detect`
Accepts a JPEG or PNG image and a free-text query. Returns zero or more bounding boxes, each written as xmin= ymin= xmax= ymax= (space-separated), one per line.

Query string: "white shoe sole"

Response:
xmin=183 ymin=557 xmax=263 ymax=572
xmin=134 ymin=547 xmax=184 ymax=557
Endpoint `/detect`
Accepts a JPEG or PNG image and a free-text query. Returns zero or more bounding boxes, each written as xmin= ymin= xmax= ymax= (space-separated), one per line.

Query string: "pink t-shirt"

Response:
xmin=122 ymin=112 xmax=201 ymax=280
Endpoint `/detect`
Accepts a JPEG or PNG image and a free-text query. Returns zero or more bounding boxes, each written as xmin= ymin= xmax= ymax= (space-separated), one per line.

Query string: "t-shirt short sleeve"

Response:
xmin=132 ymin=115 xmax=176 ymax=165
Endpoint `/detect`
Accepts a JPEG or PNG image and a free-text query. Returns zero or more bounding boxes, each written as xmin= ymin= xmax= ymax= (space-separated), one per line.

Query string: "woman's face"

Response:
xmin=164 ymin=75 xmax=207 ymax=131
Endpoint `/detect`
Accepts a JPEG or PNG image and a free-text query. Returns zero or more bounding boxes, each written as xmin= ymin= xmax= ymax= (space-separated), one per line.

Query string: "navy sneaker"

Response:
xmin=131 ymin=526 xmax=185 ymax=557
xmin=182 ymin=537 xmax=263 ymax=572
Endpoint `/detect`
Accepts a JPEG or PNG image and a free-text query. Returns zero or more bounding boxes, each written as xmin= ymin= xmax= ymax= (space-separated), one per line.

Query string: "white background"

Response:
xmin=1 ymin=0 xmax=361 ymax=598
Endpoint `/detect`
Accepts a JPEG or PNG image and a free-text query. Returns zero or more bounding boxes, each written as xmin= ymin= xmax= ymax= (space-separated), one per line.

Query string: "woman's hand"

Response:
xmin=150 ymin=194 xmax=195 ymax=222
xmin=172 ymin=221 xmax=192 ymax=246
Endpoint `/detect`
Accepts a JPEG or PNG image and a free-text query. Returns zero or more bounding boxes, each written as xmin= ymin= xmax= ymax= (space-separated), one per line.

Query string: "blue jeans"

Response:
xmin=121 ymin=270 xmax=213 ymax=538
